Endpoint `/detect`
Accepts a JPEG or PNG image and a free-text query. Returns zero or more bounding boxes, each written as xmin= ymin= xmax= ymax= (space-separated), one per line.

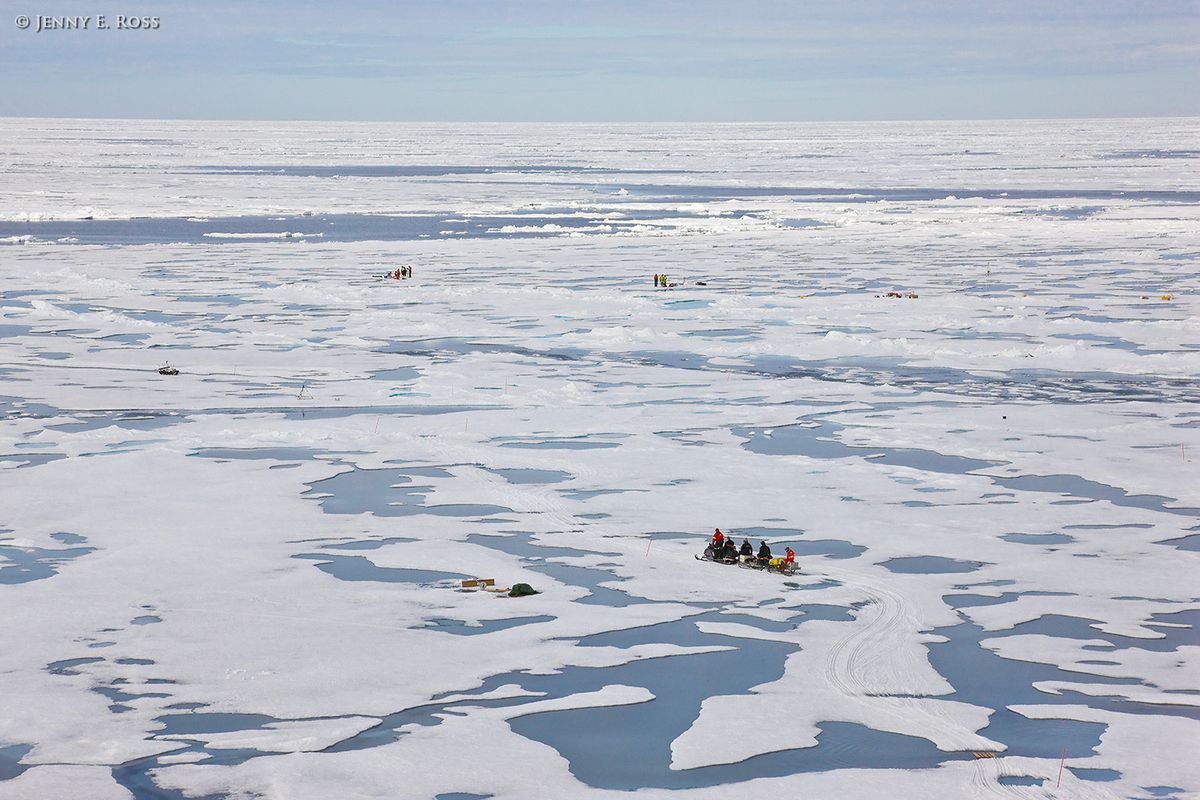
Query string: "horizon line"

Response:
xmin=2 ymin=113 xmax=1198 ymax=126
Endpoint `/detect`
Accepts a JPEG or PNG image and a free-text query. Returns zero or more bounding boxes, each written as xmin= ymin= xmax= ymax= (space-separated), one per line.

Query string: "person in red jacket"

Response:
xmin=784 ymin=547 xmax=795 ymax=566
xmin=711 ymin=528 xmax=724 ymax=549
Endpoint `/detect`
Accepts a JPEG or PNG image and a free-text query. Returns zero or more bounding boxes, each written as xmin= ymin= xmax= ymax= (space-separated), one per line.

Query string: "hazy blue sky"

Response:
xmin=3 ymin=0 xmax=1197 ymax=120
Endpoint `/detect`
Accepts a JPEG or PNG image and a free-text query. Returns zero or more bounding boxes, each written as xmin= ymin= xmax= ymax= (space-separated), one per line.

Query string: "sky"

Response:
xmin=2 ymin=0 xmax=1198 ymax=121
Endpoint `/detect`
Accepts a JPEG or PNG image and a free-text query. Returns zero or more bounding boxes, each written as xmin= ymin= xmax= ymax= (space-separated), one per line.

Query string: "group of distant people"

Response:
xmin=653 ymin=273 xmax=676 ymax=288
xmin=705 ymin=528 xmax=795 ymax=570
xmin=387 ymin=265 xmax=414 ymax=280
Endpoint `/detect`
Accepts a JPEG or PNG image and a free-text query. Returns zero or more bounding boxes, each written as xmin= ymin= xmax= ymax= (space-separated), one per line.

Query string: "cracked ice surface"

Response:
xmin=0 ymin=118 xmax=1198 ymax=800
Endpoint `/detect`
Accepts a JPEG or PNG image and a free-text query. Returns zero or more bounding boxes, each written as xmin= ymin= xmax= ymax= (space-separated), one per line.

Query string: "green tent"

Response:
xmin=508 ymin=583 xmax=539 ymax=597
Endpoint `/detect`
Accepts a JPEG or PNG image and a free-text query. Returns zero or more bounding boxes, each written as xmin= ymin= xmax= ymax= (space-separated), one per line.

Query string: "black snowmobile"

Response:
xmin=695 ymin=543 xmax=739 ymax=565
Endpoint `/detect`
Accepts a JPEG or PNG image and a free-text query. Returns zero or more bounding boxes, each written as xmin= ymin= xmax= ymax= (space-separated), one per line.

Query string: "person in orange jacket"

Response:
xmin=711 ymin=528 xmax=724 ymax=549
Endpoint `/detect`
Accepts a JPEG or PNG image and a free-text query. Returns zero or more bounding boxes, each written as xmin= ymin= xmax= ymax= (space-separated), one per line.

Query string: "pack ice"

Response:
xmin=0 ymin=117 xmax=1198 ymax=799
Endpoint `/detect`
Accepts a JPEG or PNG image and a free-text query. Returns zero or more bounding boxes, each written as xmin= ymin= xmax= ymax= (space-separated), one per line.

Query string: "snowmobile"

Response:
xmin=764 ymin=558 xmax=799 ymax=577
xmin=695 ymin=544 xmax=740 ymax=565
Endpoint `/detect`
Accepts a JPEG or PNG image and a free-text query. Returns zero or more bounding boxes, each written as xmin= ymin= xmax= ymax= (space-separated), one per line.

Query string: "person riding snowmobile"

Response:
xmin=722 ymin=538 xmax=739 ymax=562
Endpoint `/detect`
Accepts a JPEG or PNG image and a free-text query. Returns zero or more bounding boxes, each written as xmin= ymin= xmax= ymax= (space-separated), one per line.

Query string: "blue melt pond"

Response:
xmin=295 ymin=554 xmax=468 ymax=584
xmin=486 ymin=467 xmax=573 ymax=484
xmin=1067 ymin=767 xmax=1121 ymax=782
xmin=1002 ymin=532 xmax=1075 ymax=545
xmin=881 ymin=556 xmax=984 ymax=574
xmin=420 ymin=616 xmax=555 ymax=636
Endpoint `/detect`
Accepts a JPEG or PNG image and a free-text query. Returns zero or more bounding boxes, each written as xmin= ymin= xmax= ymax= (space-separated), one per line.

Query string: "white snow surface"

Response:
xmin=0 ymin=118 xmax=1198 ymax=799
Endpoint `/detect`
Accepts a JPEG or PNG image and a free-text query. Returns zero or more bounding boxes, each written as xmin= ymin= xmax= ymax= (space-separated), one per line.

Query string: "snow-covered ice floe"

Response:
xmin=0 ymin=117 xmax=1198 ymax=800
